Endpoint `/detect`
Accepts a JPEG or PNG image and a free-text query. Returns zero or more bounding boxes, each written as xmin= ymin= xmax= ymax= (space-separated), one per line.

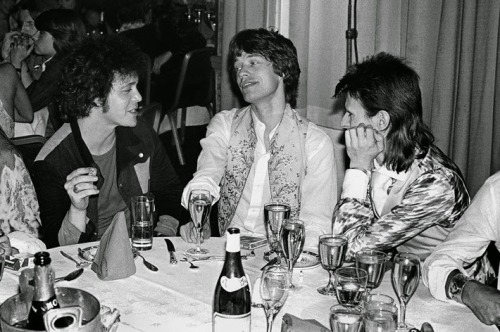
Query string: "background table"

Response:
xmin=0 ymin=237 xmax=495 ymax=331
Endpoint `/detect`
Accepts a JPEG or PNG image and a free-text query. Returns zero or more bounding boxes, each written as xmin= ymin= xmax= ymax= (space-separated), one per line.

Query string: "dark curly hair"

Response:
xmin=335 ymin=52 xmax=434 ymax=173
xmin=34 ymin=9 xmax=86 ymax=55
xmin=228 ymin=28 xmax=301 ymax=108
xmin=57 ymin=35 xmax=145 ymax=121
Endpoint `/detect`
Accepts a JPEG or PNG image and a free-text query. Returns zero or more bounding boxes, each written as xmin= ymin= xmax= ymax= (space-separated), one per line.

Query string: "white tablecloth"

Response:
xmin=0 ymin=237 xmax=495 ymax=332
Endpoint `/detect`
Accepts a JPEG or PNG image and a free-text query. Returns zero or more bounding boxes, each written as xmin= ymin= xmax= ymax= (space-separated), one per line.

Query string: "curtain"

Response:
xmin=220 ymin=0 xmax=500 ymax=196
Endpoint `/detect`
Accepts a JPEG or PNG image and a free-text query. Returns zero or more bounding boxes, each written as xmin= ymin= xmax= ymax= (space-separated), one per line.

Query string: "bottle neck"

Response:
xmin=33 ymin=264 xmax=56 ymax=301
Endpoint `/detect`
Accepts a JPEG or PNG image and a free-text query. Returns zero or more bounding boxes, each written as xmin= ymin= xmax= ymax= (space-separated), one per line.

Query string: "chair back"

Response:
xmin=169 ymin=47 xmax=215 ymax=112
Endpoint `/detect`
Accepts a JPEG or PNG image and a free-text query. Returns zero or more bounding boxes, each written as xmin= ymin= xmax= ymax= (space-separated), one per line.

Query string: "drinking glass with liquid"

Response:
xmin=131 ymin=195 xmax=155 ymax=251
xmin=330 ymin=304 xmax=363 ymax=332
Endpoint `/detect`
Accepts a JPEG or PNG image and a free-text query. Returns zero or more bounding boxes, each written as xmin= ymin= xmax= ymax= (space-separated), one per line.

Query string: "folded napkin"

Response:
xmin=91 ymin=211 xmax=136 ymax=280
xmin=281 ymin=313 xmax=330 ymax=332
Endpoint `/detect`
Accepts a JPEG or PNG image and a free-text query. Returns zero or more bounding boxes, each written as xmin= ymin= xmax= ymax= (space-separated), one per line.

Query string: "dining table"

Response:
xmin=0 ymin=236 xmax=496 ymax=332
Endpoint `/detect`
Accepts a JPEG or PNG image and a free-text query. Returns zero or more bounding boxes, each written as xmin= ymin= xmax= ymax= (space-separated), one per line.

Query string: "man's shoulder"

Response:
xmin=35 ymin=123 xmax=73 ymax=162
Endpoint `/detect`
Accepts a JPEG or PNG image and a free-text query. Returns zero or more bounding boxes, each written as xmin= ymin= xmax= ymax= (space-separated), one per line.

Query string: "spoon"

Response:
xmin=136 ymin=252 xmax=158 ymax=272
xmin=55 ymin=268 xmax=84 ymax=283
xmin=181 ymin=258 xmax=199 ymax=269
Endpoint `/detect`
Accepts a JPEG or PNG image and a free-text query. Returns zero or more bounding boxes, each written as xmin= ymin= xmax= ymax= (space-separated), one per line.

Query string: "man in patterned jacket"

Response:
xmin=180 ymin=28 xmax=337 ymax=250
xmin=332 ymin=52 xmax=470 ymax=261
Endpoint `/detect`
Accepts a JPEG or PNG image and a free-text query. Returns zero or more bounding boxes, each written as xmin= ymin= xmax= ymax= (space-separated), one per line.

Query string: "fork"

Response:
xmin=60 ymin=251 xmax=90 ymax=268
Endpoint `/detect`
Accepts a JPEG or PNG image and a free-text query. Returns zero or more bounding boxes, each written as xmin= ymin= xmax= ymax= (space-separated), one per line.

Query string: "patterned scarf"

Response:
xmin=218 ymin=105 xmax=309 ymax=235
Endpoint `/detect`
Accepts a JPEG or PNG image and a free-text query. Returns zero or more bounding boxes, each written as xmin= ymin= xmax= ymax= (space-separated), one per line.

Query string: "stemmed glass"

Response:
xmin=187 ymin=189 xmax=212 ymax=255
xmin=280 ymin=219 xmax=305 ymax=289
xmin=391 ymin=252 xmax=421 ymax=331
xmin=317 ymin=235 xmax=348 ymax=295
xmin=355 ymin=250 xmax=389 ymax=293
xmin=263 ymin=202 xmax=291 ymax=261
xmin=260 ymin=264 xmax=291 ymax=332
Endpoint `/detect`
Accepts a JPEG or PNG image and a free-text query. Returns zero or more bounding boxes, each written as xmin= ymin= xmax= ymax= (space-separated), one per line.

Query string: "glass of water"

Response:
xmin=363 ymin=302 xmax=398 ymax=332
xmin=330 ymin=304 xmax=363 ymax=332
xmin=131 ymin=195 xmax=155 ymax=251
xmin=334 ymin=267 xmax=368 ymax=307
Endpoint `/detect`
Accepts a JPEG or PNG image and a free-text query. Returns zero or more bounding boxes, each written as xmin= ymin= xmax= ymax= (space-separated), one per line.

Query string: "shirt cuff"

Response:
xmin=58 ymin=211 xmax=87 ymax=246
xmin=341 ymin=169 xmax=370 ymax=200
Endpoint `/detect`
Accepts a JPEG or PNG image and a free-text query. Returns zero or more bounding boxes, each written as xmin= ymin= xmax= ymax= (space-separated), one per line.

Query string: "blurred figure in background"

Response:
xmin=11 ymin=8 xmax=86 ymax=135
xmin=0 ymin=63 xmax=34 ymax=137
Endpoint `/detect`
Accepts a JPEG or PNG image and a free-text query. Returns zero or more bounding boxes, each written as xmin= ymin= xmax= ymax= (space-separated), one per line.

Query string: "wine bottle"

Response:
xmin=26 ymin=251 xmax=61 ymax=330
xmin=213 ymin=228 xmax=251 ymax=332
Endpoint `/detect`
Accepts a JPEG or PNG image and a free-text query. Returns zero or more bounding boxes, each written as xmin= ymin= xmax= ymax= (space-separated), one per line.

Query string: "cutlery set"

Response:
xmin=59 ymin=239 xmax=254 ymax=274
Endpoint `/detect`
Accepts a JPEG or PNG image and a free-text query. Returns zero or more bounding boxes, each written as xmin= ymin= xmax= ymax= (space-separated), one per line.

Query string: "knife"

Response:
xmin=165 ymin=239 xmax=177 ymax=264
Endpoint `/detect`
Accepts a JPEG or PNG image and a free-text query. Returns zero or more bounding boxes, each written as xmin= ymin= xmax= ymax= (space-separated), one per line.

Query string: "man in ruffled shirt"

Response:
xmin=332 ymin=52 xmax=470 ymax=261
xmin=180 ymin=28 xmax=337 ymax=249
xmin=423 ymin=172 xmax=500 ymax=326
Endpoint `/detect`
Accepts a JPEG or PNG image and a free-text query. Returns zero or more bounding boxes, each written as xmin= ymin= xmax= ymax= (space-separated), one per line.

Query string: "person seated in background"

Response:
xmin=10 ymin=8 xmax=86 ymax=134
xmin=332 ymin=52 xmax=470 ymax=261
xmin=180 ymin=28 xmax=337 ymax=249
xmin=33 ymin=35 xmax=185 ymax=248
xmin=0 ymin=63 xmax=34 ymax=137
xmin=423 ymin=172 xmax=500 ymax=326
xmin=0 ymin=127 xmax=45 ymax=255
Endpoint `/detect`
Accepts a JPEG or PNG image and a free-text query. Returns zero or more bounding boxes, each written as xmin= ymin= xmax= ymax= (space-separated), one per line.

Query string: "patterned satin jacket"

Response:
xmin=333 ymin=145 xmax=470 ymax=261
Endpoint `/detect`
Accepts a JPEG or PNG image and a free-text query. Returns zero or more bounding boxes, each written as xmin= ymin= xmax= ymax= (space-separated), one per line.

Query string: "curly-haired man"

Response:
xmin=34 ymin=35 xmax=185 ymax=248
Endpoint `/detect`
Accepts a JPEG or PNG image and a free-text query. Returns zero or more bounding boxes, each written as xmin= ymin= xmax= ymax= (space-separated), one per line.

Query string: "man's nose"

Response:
xmin=340 ymin=113 xmax=350 ymax=128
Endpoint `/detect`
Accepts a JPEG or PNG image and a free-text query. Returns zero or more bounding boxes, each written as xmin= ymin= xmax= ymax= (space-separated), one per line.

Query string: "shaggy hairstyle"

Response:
xmin=35 ymin=9 xmax=86 ymax=55
xmin=335 ymin=52 xmax=434 ymax=173
xmin=57 ymin=35 xmax=145 ymax=121
xmin=227 ymin=28 xmax=301 ymax=108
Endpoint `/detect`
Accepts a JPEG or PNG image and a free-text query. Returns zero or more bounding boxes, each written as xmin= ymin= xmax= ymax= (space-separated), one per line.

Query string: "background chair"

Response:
xmin=154 ymin=46 xmax=216 ymax=166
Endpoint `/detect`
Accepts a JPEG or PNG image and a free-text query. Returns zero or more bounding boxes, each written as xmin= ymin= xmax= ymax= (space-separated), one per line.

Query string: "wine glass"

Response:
xmin=355 ymin=250 xmax=388 ymax=293
xmin=260 ymin=264 xmax=291 ymax=332
xmin=280 ymin=219 xmax=305 ymax=289
xmin=317 ymin=235 xmax=348 ymax=295
xmin=263 ymin=202 xmax=291 ymax=260
xmin=391 ymin=252 xmax=421 ymax=331
xmin=334 ymin=267 xmax=368 ymax=307
xmin=187 ymin=189 xmax=212 ymax=255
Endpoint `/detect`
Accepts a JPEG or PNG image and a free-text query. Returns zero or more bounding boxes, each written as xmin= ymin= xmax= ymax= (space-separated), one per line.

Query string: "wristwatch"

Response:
xmin=446 ymin=269 xmax=471 ymax=304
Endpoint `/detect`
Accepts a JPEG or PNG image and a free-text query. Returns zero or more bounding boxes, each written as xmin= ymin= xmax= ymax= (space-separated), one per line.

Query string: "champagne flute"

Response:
xmin=280 ymin=219 xmax=305 ymax=289
xmin=260 ymin=264 xmax=291 ymax=332
xmin=317 ymin=235 xmax=348 ymax=295
xmin=187 ymin=189 xmax=212 ymax=255
xmin=355 ymin=250 xmax=388 ymax=293
xmin=391 ymin=252 xmax=421 ymax=331
xmin=334 ymin=267 xmax=368 ymax=307
xmin=264 ymin=202 xmax=291 ymax=260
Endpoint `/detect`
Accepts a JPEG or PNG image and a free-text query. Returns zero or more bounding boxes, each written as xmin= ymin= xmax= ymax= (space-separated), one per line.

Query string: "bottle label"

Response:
xmin=220 ymin=276 xmax=248 ymax=292
xmin=31 ymin=296 xmax=59 ymax=314
xmin=213 ymin=312 xmax=250 ymax=332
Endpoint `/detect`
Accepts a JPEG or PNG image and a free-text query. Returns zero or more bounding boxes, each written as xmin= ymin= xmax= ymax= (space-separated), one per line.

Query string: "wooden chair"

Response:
xmin=154 ymin=47 xmax=216 ymax=165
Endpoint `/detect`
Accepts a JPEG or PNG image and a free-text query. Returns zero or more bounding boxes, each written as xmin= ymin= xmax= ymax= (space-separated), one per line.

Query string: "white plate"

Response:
xmin=264 ymin=251 xmax=320 ymax=270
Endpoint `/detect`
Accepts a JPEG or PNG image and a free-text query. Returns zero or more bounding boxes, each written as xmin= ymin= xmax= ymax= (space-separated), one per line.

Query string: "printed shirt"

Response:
xmin=333 ymin=145 xmax=470 ymax=260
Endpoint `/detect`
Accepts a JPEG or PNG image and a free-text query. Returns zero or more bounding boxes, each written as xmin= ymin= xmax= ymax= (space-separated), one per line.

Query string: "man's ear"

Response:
xmin=92 ymin=97 xmax=104 ymax=109
xmin=375 ymin=110 xmax=390 ymax=133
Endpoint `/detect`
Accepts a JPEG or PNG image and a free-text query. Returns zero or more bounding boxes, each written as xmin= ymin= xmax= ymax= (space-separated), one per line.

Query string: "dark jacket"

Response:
xmin=33 ymin=117 xmax=185 ymax=248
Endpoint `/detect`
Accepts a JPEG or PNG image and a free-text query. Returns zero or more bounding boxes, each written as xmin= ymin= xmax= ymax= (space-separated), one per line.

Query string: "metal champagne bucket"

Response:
xmin=0 ymin=287 xmax=104 ymax=332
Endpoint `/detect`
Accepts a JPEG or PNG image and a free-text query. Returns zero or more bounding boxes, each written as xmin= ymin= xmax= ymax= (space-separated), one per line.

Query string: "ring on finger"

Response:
xmin=73 ymin=185 xmax=79 ymax=193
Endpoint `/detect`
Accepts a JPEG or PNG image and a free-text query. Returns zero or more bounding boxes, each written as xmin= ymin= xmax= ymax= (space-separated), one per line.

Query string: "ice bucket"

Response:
xmin=0 ymin=287 xmax=104 ymax=332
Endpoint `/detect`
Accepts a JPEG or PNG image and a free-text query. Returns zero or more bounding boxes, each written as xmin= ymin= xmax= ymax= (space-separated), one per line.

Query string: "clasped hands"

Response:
xmin=344 ymin=124 xmax=384 ymax=170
